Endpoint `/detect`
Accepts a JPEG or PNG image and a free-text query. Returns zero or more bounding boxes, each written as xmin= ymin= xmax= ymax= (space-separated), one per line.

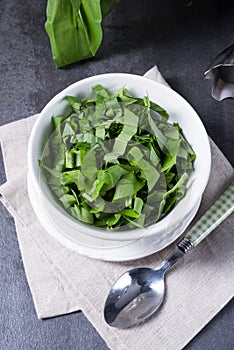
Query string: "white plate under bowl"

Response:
xmin=28 ymin=173 xmax=201 ymax=261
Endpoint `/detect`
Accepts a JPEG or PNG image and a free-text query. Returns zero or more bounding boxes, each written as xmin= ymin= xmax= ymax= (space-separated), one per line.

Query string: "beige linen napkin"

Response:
xmin=0 ymin=67 xmax=234 ymax=350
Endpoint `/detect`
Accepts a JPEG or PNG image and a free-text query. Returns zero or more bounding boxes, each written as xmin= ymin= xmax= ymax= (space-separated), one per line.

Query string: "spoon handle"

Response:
xmin=184 ymin=181 xmax=234 ymax=247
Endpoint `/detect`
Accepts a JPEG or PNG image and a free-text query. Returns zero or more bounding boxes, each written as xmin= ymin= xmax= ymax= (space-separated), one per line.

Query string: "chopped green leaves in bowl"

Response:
xmin=40 ymin=85 xmax=196 ymax=230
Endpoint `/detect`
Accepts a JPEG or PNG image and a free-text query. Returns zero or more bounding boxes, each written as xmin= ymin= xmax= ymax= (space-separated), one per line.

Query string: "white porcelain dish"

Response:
xmin=27 ymin=73 xmax=211 ymax=261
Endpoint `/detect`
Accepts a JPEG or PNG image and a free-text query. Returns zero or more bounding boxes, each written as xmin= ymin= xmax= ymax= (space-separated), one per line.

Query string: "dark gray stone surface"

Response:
xmin=0 ymin=0 xmax=233 ymax=349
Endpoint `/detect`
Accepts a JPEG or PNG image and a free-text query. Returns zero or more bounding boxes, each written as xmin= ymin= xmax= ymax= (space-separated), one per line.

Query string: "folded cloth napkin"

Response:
xmin=0 ymin=66 xmax=234 ymax=350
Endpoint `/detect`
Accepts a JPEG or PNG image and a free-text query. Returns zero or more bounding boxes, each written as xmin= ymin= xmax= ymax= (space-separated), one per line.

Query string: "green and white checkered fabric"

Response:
xmin=186 ymin=181 xmax=234 ymax=246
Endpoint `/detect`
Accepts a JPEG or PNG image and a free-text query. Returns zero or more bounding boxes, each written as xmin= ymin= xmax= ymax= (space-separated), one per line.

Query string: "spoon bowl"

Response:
xmin=104 ymin=268 xmax=165 ymax=328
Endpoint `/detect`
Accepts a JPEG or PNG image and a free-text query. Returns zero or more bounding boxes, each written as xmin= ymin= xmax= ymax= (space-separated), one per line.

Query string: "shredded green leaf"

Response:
xmin=40 ymin=85 xmax=196 ymax=230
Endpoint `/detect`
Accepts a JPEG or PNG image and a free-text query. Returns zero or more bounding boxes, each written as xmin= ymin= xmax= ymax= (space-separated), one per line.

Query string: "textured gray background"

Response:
xmin=0 ymin=0 xmax=234 ymax=349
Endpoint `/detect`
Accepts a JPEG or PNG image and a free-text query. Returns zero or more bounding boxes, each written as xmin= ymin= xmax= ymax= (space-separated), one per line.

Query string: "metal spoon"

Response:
xmin=104 ymin=181 xmax=234 ymax=328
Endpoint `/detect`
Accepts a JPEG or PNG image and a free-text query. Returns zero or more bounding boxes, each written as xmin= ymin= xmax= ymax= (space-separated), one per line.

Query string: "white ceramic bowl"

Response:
xmin=27 ymin=73 xmax=211 ymax=261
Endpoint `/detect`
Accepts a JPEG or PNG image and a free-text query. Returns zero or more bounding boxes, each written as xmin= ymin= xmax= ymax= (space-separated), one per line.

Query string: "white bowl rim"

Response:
xmin=28 ymin=72 xmax=211 ymax=241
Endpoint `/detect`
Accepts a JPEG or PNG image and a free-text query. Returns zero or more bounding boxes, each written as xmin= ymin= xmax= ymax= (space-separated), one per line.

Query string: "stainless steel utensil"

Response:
xmin=104 ymin=181 xmax=234 ymax=328
xmin=204 ymin=44 xmax=234 ymax=100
